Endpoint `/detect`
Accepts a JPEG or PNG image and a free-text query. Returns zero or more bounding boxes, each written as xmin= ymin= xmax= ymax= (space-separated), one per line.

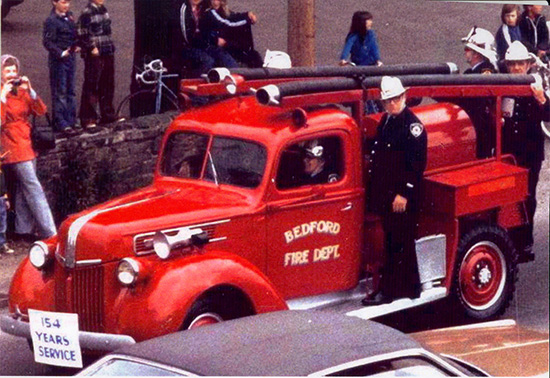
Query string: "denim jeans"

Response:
xmin=3 ymin=160 xmax=56 ymax=239
xmin=49 ymin=54 xmax=77 ymax=131
xmin=205 ymin=46 xmax=238 ymax=70
xmin=0 ymin=198 xmax=7 ymax=246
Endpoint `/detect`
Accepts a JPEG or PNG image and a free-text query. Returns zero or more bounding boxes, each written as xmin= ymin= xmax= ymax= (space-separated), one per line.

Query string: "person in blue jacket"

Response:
xmin=43 ymin=0 xmax=79 ymax=135
xmin=339 ymin=11 xmax=383 ymax=114
xmin=339 ymin=11 xmax=382 ymax=67
xmin=495 ymin=4 xmax=522 ymax=62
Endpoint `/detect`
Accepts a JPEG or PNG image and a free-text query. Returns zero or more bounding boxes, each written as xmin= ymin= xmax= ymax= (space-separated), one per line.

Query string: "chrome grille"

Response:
xmin=72 ymin=265 xmax=104 ymax=332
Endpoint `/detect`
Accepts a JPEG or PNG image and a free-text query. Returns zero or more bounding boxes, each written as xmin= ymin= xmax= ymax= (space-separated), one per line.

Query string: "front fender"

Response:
xmin=8 ymin=257 xmax=56 ymax=314
xmin=112 ymin=250 xmax=287 ymax=341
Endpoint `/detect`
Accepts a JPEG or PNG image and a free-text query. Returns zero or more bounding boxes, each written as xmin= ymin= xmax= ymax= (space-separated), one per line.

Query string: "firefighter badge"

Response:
xmin=410 ymin=123 xmax=424 ymax=138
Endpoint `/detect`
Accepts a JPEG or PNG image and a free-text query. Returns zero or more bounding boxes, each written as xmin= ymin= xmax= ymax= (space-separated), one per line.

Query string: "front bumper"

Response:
xmin=1 ymin=314 xmax=136 ymax=352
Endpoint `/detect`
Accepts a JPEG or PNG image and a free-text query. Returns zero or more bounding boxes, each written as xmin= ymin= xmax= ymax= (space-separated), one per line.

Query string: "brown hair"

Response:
xmin=2 ymin=57 xmax=18 ymax=68
xmin=501 ymin=4 xmax=520 ymax=24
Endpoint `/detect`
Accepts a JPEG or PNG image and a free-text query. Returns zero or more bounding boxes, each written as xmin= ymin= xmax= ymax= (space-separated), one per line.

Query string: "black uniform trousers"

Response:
xmin=379 ymin=209 xmax=421 ymax=299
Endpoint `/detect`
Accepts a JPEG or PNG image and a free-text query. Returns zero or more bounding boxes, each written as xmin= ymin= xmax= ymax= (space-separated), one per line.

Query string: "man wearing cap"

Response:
xmin=460 ymin=27 xmax=498 ymax=159
xmin=462 ymin=27 xmax=498 ymax=74
xmin=362 ymin=76 xmax=427 ymax=305
xmin=502 ymin=40 xmax=549 ymax=260
xmin=300 ymin=140 xmax=339 ymax=185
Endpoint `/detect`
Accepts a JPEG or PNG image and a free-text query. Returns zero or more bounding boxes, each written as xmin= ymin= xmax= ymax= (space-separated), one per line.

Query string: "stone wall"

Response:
xmin=36 ymin=112 xmax=177 ymax=223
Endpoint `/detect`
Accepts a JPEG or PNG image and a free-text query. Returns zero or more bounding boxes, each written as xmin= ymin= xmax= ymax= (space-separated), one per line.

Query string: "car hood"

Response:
xmin=411 ymin=320 xmax=549 ymax=377
xmin=58 ymin=182 xmax=259 ymax=263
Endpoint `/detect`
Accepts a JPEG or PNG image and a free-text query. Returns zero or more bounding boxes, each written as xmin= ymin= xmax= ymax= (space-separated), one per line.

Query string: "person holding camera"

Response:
xmin=43 ymin=0 xmax=79 ymax=136
xmin=0 ymin=55 xmax=57 ymax=241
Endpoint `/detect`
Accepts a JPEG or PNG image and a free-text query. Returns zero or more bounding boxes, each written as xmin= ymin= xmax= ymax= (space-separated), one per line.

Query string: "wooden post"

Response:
xmin=287 ymin=0 xmax=315 ymax=67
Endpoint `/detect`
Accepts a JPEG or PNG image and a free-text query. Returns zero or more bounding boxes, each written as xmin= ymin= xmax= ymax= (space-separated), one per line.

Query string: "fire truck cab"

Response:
xmin=1 ymin=64 xmax=537 ymax=355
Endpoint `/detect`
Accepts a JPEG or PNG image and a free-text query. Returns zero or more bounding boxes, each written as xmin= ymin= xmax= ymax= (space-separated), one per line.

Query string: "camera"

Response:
xmin=11 ymin=79 xmax=22 ymax=87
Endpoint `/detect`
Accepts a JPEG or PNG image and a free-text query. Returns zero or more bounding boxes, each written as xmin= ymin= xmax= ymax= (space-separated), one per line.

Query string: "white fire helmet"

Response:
xmin=263 ymin=50 xmax=292 ymax=69
xmin=304 ymin=140 xmax=324 ymax=158
xmin=505 ymin=41 xmax=533 ymax=62
xmin=380 ymin=76 xmax=406 ymax=100
xmin=462 ymin=27 xmax=498 ymax=63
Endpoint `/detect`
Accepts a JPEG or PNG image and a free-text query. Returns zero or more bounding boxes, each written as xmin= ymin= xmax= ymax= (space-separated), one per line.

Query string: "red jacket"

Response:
xmin=1 ymin=86 xmax=47 ymax=164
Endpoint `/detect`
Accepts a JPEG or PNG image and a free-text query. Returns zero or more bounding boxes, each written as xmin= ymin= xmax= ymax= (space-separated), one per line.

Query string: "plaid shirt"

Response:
xmin=77 ymin=2 xmax=115 ymax=56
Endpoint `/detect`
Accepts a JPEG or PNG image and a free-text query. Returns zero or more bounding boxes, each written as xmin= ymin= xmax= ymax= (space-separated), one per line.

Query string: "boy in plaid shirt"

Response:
xmin=77 ymin=0 xmax=122 ymax=129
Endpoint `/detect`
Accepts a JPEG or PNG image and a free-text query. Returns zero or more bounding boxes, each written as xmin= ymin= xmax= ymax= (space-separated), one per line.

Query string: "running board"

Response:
xmin=346 ymin=287 xmax=448 ymax=320
xmin=287 ymin=281 xmax=367 ymax=310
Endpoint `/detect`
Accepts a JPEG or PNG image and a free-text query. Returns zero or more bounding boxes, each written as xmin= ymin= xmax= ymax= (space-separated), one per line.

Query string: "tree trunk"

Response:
xmin=287 ymin=0 xmax=315 ymax=67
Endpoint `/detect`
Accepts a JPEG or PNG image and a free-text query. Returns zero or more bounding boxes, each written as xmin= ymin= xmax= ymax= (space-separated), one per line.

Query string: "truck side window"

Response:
xmin=276 ymin=136 xmax=343 ymax=189
xmin=161 ymin=132 xmax=209 ymax=179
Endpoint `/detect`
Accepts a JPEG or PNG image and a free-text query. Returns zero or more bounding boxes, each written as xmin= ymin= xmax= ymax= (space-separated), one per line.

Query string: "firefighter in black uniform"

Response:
xmin=299 ymin=141 xmax=339 ymax=186
xmin=462 ymin=27 xmax=499 ymax=75
xmin=362 ymin=76 xmax=427 ymax=306
xmin=502 ymin=41 xmax=550 ymax=260
xmin=461 ymin=27 xmax=498 ymax=159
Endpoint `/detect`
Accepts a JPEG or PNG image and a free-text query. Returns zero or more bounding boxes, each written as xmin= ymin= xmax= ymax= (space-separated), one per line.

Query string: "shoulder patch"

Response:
xmin=410 ymin=122 xmax=424 ymax=138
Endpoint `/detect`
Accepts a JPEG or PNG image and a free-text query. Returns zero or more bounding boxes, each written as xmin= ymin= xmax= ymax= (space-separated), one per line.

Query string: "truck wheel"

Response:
xmin=182 ymin=299 xmax=224 ymax=330
xmin=453 ymin=224 xmax=518 ymax=320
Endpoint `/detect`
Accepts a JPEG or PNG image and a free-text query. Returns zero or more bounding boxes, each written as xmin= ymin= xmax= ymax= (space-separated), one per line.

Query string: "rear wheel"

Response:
xmin=453 ymin=224 xmax=518 ymax=320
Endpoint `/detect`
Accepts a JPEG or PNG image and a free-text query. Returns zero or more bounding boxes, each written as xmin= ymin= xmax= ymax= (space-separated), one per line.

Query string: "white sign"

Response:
xmin=28 ymin=309 xmax=83 ymax=368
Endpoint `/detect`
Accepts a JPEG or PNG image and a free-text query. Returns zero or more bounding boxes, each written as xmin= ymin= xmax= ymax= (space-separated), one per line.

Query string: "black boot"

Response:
xmin=362 ymin=292 xmax=393 ymax=306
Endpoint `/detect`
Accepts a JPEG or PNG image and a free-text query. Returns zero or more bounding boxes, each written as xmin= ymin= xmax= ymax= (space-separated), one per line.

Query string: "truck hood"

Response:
xmin=58 ymin=182 xmax=258 ymax=264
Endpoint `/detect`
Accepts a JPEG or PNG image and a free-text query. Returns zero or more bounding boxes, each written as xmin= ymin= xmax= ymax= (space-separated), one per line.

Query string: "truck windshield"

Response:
xmin=161 ymin=132 xmax=267 ymax=188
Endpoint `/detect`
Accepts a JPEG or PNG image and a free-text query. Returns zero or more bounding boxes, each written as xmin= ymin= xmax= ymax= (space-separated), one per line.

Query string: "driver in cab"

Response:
xmin=300 ymin=141 xmax=339 ymax=185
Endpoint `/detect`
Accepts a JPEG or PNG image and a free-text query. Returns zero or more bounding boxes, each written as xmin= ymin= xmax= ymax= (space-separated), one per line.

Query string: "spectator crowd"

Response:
xmin=0 ymin=1 xmax=549 ymax=257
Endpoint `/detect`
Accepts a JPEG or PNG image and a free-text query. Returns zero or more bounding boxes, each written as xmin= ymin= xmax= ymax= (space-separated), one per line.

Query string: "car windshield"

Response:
xmin=81 ymin=358 xmax=186 ymax=376
xmin=161 ymin=132 xmax=267 ymax=188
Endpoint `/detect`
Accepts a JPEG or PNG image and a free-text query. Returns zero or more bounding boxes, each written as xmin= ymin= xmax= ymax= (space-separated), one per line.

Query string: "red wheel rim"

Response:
xmin=459 ymin=241 xmax=506 ymax=311
xmin=188 ymin=312 xmax=223 ymax=329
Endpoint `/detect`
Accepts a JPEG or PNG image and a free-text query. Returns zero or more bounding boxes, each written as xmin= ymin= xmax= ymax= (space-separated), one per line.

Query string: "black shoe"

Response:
xmin=362 ymin=292 xmax=393 ymax=306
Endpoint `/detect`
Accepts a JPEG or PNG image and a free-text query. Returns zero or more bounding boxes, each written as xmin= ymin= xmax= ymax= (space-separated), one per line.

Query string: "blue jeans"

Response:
xmin=49 ymin=54 xmax=77 ymax=131
xmin=184 ymin=47 xmax=238 ymax=78
xmin=3 ymin=160 xmax=56 ymax=239
xmin=205 ymin=46 xmax=238 ymax=70
xmin=0 ymin=198 xmax=7 ymax=246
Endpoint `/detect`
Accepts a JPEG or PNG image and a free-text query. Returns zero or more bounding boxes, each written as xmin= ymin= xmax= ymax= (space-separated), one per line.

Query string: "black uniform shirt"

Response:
xmin=464 ymin=59 xmax=497 ymax=74
xmin=367 ymin=106 xmax=427 ymax=215
xmin=503 ymin=94 xmax=550 ymax=164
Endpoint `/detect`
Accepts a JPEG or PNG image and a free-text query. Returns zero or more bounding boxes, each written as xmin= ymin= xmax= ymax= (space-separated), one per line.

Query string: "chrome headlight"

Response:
xmin=117 ymin=258 xmax=140 ymax=286
xmin=29 ymin=241 xmax=52 ymax=269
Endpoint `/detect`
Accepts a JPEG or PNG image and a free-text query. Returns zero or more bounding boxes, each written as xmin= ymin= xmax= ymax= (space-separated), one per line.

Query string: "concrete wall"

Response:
xmin=36 ymin=112 xmax=177 ymax=223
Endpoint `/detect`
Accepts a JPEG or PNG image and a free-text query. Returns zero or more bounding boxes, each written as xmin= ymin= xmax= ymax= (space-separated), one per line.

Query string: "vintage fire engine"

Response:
xmin=1 ymin=63 xmax=540 ymax=353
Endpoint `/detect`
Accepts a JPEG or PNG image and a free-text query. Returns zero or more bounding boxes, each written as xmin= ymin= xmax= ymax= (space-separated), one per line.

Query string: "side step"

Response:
xmin=346 ymin=287 xmax=448 ymax=320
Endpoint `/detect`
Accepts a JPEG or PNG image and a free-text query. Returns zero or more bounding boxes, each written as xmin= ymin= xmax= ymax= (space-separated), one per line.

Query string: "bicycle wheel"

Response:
xmin=116 ymin=89 xmax=181 ymax=119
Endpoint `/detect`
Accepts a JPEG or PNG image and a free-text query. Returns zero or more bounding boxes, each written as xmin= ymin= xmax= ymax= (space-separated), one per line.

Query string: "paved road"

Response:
xmin=1 ymin=0 xmax=549 ymax=375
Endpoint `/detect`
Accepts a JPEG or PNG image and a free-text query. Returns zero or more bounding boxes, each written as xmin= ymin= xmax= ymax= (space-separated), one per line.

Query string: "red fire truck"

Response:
xmin=1 ymin=63 xmax=539 ymax=354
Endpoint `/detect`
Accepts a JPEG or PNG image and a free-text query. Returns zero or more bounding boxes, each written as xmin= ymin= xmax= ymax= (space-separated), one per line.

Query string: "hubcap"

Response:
xmin=188 ymin=312 xmax=223 ymax=329
xmin=459 ymin=241 xmax=506 ymax=311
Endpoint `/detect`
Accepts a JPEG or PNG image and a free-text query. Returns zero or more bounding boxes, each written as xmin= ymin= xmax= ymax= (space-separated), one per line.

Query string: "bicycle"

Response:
xmin=116 ymin=59 xmax=181 ymax=118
